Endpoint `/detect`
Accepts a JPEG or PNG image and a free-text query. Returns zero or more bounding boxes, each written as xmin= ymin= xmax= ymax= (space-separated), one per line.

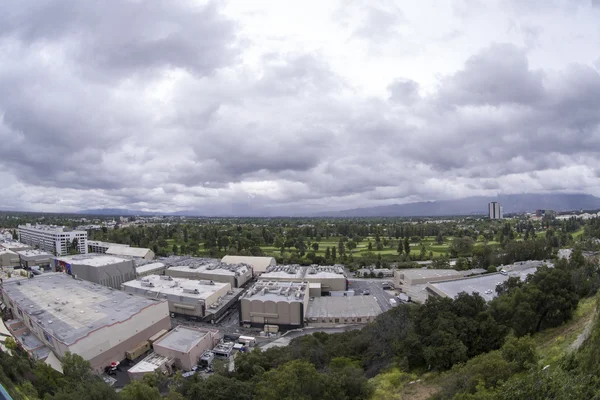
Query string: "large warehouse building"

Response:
xmin=53 ymin=254 xmax=136 ymax=289
xmin=153 ymin=326 xmax=220 ymax=371
xmin=121 ymin=275 xmax=236 ymax=321
xmin=259 ymin=265 xmax=347 ymax=294
xmin=0 ymin=249 xmax=19 ymax=268
xmin=305 ymin=296 xmax=382 ymax=325
xmin=394 ymin=268 xmax=464 ymax=286
xmin=1 ymin=273 xmax=170 ymax=372
xmin=18 ymin=224 xmax=87 ymax=256
xmin=106 ymin=246 xmax=154 ymax=260
xmin=16 ymin=249 xmax=54 ymax=270
xmin=166 ymin=259 xmax=253 ymax=288
xmin=240 ymin=281 xmax=309 ymax=330
xmin=88 ymin=241 xmax=129 ymax=254
xmin=221 ymin=255 xmax=276 ymax=275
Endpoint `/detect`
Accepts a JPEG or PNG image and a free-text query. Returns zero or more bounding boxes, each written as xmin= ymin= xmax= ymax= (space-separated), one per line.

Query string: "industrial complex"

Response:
xmin=18 ymin=224 xmax=88 ymax=256
xmin=240 ymin=281 xmax=309 ymax=330
xmin=166 ymin=258 xmax=253 ymax=288
xmin=53 ymin=254 xmax=136 ymax=289
xmin=259 ymin=265 xmax=347 ymax=294
xmin=1 ymin=273 xmax=170 ymax=372
xmin=221 ymin=255 xmax=276 ymax=275
xmin=121 ymin=275 xmax=242 ymax=321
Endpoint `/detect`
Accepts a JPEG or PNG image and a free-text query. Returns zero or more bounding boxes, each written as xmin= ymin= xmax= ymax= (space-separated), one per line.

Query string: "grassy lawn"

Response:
xmin=534 ymin=296 xmax=597 ymax=366
xmin=572 ymin=227 xmax=585 ymax=239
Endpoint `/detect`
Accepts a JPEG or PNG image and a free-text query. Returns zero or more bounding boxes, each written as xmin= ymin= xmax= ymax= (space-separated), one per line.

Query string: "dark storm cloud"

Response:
xmin=0 ymin=0 xmax=237 ymax=79
xmin=1 ymin=0 xmax=600 ymax=213
xmin=437 ymin=43 xmax=545 ymax=106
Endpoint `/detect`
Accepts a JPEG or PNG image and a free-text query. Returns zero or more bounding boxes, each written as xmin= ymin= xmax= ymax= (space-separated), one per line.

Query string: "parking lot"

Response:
xmin=347 ymin=279 xmax=395 ymax=312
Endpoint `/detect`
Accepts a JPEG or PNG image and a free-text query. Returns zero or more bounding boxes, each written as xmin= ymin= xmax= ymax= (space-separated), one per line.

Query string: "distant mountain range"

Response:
xmin=315 ymin=193 xmax=600 ymax=217
xmin=79 ymin=193 xmax=600 ymax=218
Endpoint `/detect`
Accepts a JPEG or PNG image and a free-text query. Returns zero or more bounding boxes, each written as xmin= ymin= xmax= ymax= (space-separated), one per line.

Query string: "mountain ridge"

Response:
xmin=78 ymin=193 xmax=600 ymax=217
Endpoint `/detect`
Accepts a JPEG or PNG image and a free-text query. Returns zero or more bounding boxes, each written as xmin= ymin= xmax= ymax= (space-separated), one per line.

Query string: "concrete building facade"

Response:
xmin=221 ymin=255 xmax=276 ymax=275
xmin=0 ymin=249 xmax=20 ymax=268
xmin=121 ymin=275 xmax=233 ymax=320
xmin=240 ymin=281 xmax=309 ymax=330
xmin=53 ymin=254 xmax=136 ymax=289
xmin=106 ymin=246 xmax=154 ymax=260
xmin=16 ymin=249 xmax=54 ymax=270
xmin=136 ymin=262 xmax=167 ymax=277
xmin=88 ymin=241 xmax=129 ymax=254
xmin=153 ymin=326 xmax=220 ymax=371
xmin=166 ymin=259 xmax=253 ymax=288
xmin=1 ymin=273 xmax=171 ymax=372
xmin=488 ymin=202 xmax=503 ymax=220
xmin=305 ymin=296 xmax=381 ymax=325
xmin=259 ymin=265 xmax=347 ymax=294
xmin=18 ymin=224 xmax=87 ymax=256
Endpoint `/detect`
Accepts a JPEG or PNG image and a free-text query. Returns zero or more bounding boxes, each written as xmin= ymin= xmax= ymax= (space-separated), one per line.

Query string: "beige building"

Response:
xmin=16 ymin=249 xmax=54 ymax=270
xmin=136 ymin=262 xmax=167 ymax=277
xmin=394 ymin=268 xmax=464 ymax=286
xmin=106 ymin=246 xmax=154 ymax=260
xmin=167 ymin=259 xmax=253 ymax=288
xmin=1 ymin=273 xmax=170 ymax=372
xmin=259 ymin=265 xmax=347 ymax=294
xmin=53 ymin=254 xmax=136 ymax=289
xmin=0 ymin=249 xmax=20 ymax=268
xmin=1 ymin=241 xmax=32 ymax=252
xmin=153 ymin=326 xmax=220 ymax=371
xmin=305 ymin=296 xmax=382 ymax=325
xmin=240 ymin=281 xmax=309 ymax=330
xmin=221 ymin=255 xmax=276 ymax=275
xmin=88 ymin=240 xmax=129 ymax=254
xmin=121 ymin=275 xmax=232 ymax=320
xmin=18 ymin=224 xmax=87 ymax=256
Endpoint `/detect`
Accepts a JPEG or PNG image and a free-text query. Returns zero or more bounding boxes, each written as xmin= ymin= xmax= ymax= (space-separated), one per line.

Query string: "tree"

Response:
xmin=325 ymin=247 xmax=331 ymax=259
xmin=346 ymin=240 xmax=357 ymax=253
xmin=331 ymin=246 xmax=337 ymax=261
xmin=254 ymin=360 xmax=327 ymax=400
xmin=312 ymin=242 xmax=319 ymax=252
xmin=338 ymin=239 xmax=345 ymax=258
xmin=172 ymin=244 xmax=178 ymax=255
xmin=450 ymin=237 xmax=475 ymax=257
xmin=397 ymin=241 xmax=403 ymax=255
xmin=404 ymin=237 xmax=410 ymax=256
xmin=120 ymin=380 xmax=161 ymax=400
xmin=69 ymin=238 xmax=79 ymax=255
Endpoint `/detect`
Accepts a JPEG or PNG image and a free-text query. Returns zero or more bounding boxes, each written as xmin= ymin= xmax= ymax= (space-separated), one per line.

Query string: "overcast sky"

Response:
xmin=1 ymin=0 xmax=600 ymax=215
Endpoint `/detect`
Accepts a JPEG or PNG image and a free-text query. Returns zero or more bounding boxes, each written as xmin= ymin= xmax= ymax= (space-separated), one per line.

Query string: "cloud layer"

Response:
xmin=1 ymin=0 xmax=600 ymax=214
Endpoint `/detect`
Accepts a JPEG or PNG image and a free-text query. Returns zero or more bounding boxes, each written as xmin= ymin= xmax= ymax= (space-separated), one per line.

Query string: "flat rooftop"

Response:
xmin=1 ymin=273 xmax=163 ymax=345
xmin=154 ymin=326 xmax=216 ymax=353
xmin=106 ymin=246 xmax=151 ymax=258
xmin=306 ymin=296 xmax=382 ymax=319
xmin=261 ymin=265 xmax=346 ymax=280
xmin=243 ymin=281 xmax=307 ymax=302
xmin=1 ymin=242 xmax=31 ymax=249
xmin=54 ymin=254 xmax=130 ymax=267
xmin=136 ymin=262 xmax=166 ymax=274
xmin=122 ymin=275 xmax=230 ymax=301
xmin=128 ymin=352 xmax=171 ymax=374
xmin=168 ymin=261 xmax=251 ymax=277
xmin=399 ymin=268 xmax=462 ymax=280
xmin=88 ymin=241 xmax=128 ymax=247
xmin=18 ymin=224 xmax=85 ymax=234
xmin=429 ymin=267 xmax=540 ymax=301
xmin=15 ymin=249 xmax=53 ymax=258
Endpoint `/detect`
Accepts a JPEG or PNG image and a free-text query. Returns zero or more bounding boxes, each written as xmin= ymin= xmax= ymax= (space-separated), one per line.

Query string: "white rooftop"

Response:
xmin=1 ymin=242 xmax=31 ymax=249
xmin=136 ymin=262 xmax=166 ymax=274
xmin=106 ymin=246 xmax=152 ymax=258
xmin=122 ymin=275 xmax=230 ymax=301
xmin=399 ymin=268 xmax=462 ymax=280
xmin=128 ymin=352 xmax=172 ymax=374
xmin=54 ymin=254 xmax=130 ymax=267
xmin=154 ymin=326 xmax=216 ymax=353
xmin=243 ymin=281 xmax=307 ymax=302
xmin=0 ymin=249 xmax=18 ymax=256
xmin=19 ymin=224 xmax=85 ymax=234
xmin=1 ymin=273 xmax=163 ymax=345
xmin=306 ymin=296 xmax=382 ymax=319
xmin=15 ymin=249 xmax=54 ymax=258
xmin=168 ymin=262 xmax=251 ymax=277
xmin=261 ymin=265 xmax=346 ymax=280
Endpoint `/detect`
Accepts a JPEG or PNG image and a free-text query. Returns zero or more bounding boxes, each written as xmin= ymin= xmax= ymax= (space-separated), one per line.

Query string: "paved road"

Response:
xmin=347 ymin=279 xmax=394 ymax=312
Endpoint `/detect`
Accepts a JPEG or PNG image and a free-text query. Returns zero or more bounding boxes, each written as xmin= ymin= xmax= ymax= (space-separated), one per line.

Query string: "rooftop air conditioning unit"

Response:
xmin=141 ymin=281 xmax=154 ymax=287
xmin=183 ymin=288 xmax=199 ymax=294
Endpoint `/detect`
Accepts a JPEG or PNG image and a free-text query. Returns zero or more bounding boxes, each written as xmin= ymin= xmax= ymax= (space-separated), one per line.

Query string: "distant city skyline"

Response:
xmin=1 ymin=1 xmax=600 ymax=214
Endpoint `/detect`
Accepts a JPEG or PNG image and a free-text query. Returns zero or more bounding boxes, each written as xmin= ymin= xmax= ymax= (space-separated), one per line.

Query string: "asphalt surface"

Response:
xmin=347 ymin=279 xmax=395 ymax=312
